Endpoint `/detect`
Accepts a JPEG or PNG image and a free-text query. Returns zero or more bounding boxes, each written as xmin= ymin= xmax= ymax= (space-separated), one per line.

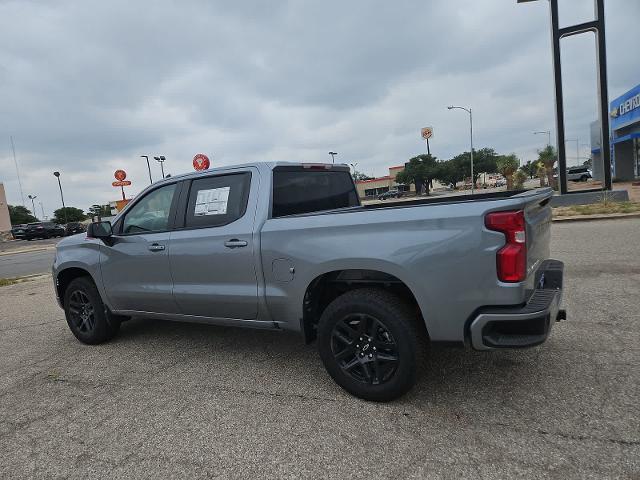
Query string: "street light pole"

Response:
xmin=534 ymin=130 xmax=551 ymax=147
xmin=154 ymin=156 xmax=166 ymax=178
xmin=27 ymin=195 xmax=37 ymax=219
xmin=53 ymin=172 xmax=68 ymax=224
xmin=328 ymin=152 xmax=337 ymax=164
xmin=141 ymin=155 xmax=153 ymax=184
xmin=448 ymin=106 xmax=474 ymax=194
xmin=39 ymin=201 xmax=45 ymax=220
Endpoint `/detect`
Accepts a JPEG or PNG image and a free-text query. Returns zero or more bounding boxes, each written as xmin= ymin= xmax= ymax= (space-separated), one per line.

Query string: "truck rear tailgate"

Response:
xmin=521 ymin=191 xmax=553 ymax=278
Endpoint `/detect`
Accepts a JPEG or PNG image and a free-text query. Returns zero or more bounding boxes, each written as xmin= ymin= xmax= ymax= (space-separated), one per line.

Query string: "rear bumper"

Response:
xmin=469 ymin=259 xmax=565 ymax=351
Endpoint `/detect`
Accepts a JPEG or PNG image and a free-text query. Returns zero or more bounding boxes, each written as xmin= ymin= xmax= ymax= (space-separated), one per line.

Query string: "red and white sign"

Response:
xmin=421 ymin=127 xmax=433 ymax=140
xmin=112 ymin=180 xmax=132 ymax=187
xmin=114 ymin=169 xmax=127 ymax=181
xmin=193 ymin=153 xmax=210 ymax=171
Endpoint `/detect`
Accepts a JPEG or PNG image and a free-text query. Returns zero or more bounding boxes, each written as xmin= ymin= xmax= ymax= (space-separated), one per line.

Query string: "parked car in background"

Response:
xmin=53 ymin=162 xmax=564 ymax=401
xmin=377 ymin=189 xmax=403 ymax=200
xmin=25 ymin=222 xmax=65 ymax=240
xmin=65 ymin=222 xmax=86 ymax=236
xmin=11 ymin=224 xmax=28 ymax=239
xmin=566 ymin=166 xmax=592 ymax=182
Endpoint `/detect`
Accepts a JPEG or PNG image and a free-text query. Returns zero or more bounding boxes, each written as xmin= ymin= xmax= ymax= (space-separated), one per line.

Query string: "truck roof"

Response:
xmin=152 ymin=161 xmax=351 ymax=185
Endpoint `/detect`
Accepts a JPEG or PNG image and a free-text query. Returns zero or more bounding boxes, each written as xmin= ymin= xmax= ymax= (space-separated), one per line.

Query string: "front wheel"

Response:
xmin=317 ymin=288 xmax=426 ymax=402
xmin=64 ymin=277 xmax=121 ymax=344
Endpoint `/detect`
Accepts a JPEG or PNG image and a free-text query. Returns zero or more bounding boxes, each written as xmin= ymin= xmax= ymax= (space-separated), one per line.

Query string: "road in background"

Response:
xmin=0 ymin=237 xmax=59 ymax=253
xmin=0 ymin=250 xmax=55 ymax=278
xmin=0 ymin=219 xmax=638 ymax=478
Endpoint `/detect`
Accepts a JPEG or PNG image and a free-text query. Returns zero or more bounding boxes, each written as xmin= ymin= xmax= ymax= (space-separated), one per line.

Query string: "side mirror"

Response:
xmin=87 ymin=221 xmax=113 ymax=239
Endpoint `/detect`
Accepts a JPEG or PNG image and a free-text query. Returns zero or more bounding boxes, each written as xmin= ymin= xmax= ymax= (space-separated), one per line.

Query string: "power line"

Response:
xmin=9 ymin=136 xmax=25 ymax=207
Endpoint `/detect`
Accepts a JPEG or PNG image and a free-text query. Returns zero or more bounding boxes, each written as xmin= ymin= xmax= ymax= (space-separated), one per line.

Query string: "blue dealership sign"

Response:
xmin=610 ymin=83 xmax=640 ymax=131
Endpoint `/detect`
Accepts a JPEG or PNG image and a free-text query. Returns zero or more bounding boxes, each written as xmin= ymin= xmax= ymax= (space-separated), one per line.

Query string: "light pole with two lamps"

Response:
xmin=27 ymin=195 xmax=37 ymax=219
xmin=154 ymin=156 xmax=166 ymax=178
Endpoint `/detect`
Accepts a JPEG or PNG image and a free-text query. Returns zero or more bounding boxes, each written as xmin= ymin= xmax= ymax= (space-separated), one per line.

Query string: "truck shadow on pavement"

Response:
xmin=113 ymin=316 xmax=555 ymax=409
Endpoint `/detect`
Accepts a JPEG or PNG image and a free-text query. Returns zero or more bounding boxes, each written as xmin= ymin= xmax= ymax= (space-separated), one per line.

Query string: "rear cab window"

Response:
xmin=272 ymin=166 xmax=359 ymax=218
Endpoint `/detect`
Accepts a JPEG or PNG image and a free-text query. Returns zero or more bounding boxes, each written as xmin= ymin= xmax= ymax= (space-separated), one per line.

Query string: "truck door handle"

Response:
xmin=224 ymin=239 xmax=248 ymax=248
xmin=148 ymin=243 xmax=166 ymax=252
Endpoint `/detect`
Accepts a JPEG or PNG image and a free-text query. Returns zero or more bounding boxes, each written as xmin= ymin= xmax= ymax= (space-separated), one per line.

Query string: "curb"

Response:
xmin=553 ymin=212 xmax=640 ymax=223
xmin=0 ymin=246 xmax=56 ymax=256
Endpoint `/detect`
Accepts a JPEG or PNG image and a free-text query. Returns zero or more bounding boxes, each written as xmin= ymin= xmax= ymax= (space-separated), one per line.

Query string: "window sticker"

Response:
xmin=194 ymin=187 xmax=230 ymax=216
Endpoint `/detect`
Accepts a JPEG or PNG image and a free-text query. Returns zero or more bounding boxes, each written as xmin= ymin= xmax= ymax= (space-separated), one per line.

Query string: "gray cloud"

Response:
xmin=0 ymin=0 xmax=638 ymax=217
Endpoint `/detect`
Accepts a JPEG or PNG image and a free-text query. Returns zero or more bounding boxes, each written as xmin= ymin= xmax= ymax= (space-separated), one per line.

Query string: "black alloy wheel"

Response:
xmin=330 ymin=313 xmax=399 ymax=385
xmin=67 ymin=290 xmax=96 ymax=334
xmin=63 ymin=277 xmax=121 ymax=344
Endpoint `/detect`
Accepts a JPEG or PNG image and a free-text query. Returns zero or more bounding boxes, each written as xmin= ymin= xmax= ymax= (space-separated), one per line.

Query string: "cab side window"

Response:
xmin=182 ymin=173 xmax=251 ymax=229
xmin=122 ymin=184 xmax=177 ymax=234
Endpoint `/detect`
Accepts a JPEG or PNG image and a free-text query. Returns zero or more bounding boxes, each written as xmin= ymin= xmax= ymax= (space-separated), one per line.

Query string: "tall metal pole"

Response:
xmin=10 ymin=136 xmax=25 ymax=207
xmin=329 ymin=152 xmax=337 ymax=164
xmin=448 ymin=106 xmax=474 ymax=194
xmin=28 ymin=195 xmax=37 ymax=218
xmin=469 ymin=108 xmax=474 ymax=195
xmin=53 ymin=172 xmax=67 ymax=225
xmin=39 ymin=201 xmax=45 ymax=220
xmin=141 ymin=155 xmax=152 ymax=184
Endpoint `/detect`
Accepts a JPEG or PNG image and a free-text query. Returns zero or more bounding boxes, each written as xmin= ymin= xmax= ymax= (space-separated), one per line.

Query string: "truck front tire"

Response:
xmin=63 ymin=277 xmax=121 ymax=344
xmin=317 ymin=288 xmax=425 ymax=402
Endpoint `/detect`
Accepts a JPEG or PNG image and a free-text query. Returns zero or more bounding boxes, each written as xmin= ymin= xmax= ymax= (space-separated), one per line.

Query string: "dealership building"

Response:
xmin=592 ymin=83 xmax=640 ymax=182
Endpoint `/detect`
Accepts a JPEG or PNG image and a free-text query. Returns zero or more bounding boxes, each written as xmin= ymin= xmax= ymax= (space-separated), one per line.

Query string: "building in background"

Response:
xmin=592 ymin=82 xmax=640 ymax=181
xmin=355 ymin=165 xmax=414 ymax=199
xmin=0 ymin=184 xmax=12 ymax=232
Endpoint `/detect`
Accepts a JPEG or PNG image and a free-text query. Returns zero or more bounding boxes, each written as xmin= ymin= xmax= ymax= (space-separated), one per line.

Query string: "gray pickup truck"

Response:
xmin=53 ymin=162 xmax=565 ymax=401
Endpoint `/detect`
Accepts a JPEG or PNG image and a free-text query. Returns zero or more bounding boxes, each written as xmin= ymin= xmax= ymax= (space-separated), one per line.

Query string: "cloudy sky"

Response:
xmin=1 ymin=0 xmax=638 ymax=218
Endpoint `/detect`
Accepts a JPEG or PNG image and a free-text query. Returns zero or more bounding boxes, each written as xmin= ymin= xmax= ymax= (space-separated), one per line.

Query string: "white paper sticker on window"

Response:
xmin=194 ymin=187 xmax=230 ymax=216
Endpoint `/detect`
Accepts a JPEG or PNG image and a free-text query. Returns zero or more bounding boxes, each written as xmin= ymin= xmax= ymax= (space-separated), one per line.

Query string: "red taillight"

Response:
xmin=485 ymin=210 xmax=526 ymax=282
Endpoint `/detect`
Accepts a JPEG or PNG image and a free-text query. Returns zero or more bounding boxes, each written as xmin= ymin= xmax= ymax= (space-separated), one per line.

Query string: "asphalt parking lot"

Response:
xmin=0 ymin=219 xmax=638 ymax=479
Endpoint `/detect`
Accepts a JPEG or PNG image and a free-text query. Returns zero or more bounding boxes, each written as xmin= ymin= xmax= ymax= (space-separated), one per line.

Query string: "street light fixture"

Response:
xmin=27 ymin=194 xmax=37 ymax=218
xmin=154 ymin=155 xmax=166 ymax=178
xmin=328 ymin=152 xmax=337 ymax=164
xmin=53 ymin=171 xmax=68 ymax=225
xmin=533 ymin=130 xmax=552 ymax=147
xmin=141 ymin=155 xmax=153 ymax=184
xmin=447 ymin=105 xmax=474 ymax=194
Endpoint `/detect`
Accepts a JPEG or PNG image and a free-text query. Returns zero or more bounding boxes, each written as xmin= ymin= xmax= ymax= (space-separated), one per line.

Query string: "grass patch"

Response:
xmin=554 ymin=201 xmax=640 ymax=217
xmin=0 ymin=277 xmax=20 ymax=287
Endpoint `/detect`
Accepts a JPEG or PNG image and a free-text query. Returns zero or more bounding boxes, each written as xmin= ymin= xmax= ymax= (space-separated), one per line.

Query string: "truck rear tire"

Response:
xmin=317 ymin=288 xmax=425 ymax=402
xmin=63 ymin=277 xmax=121 ymax=345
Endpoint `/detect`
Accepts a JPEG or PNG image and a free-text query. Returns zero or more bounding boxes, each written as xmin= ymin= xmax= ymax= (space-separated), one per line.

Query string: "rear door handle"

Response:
xmin=148 ymin=243 xmax=166 ymax=252
xmin=224 ymin=239 xmax=248 ymax=248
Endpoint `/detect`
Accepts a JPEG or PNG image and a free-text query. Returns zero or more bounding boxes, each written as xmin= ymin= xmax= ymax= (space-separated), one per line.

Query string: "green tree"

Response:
xmin=395 ymin=154 xmax=439 ymax=195
xmin=537 ymin=145 xmax=557 ymax=190
xmin=435 ymin=159 xmax=465 ymax=189
xmin=8 ymin=205 xmax=37 ymax=225
xmin=520 ymin=160 xmax=538 ymax=179
xmin=53 ymin=207 xmax=87 ymax=224
xmin=352 ymin=171 xmax=373 ymax=181
xmin=513 ymin=170 xmax=527 ymax=190
xmin=449 ymin=147 xmax=498 ymax=187
xmin=473 ymin=148 xmax=499 ymax=185
xmin=496 ymin=154 xmax=520 ymax=190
